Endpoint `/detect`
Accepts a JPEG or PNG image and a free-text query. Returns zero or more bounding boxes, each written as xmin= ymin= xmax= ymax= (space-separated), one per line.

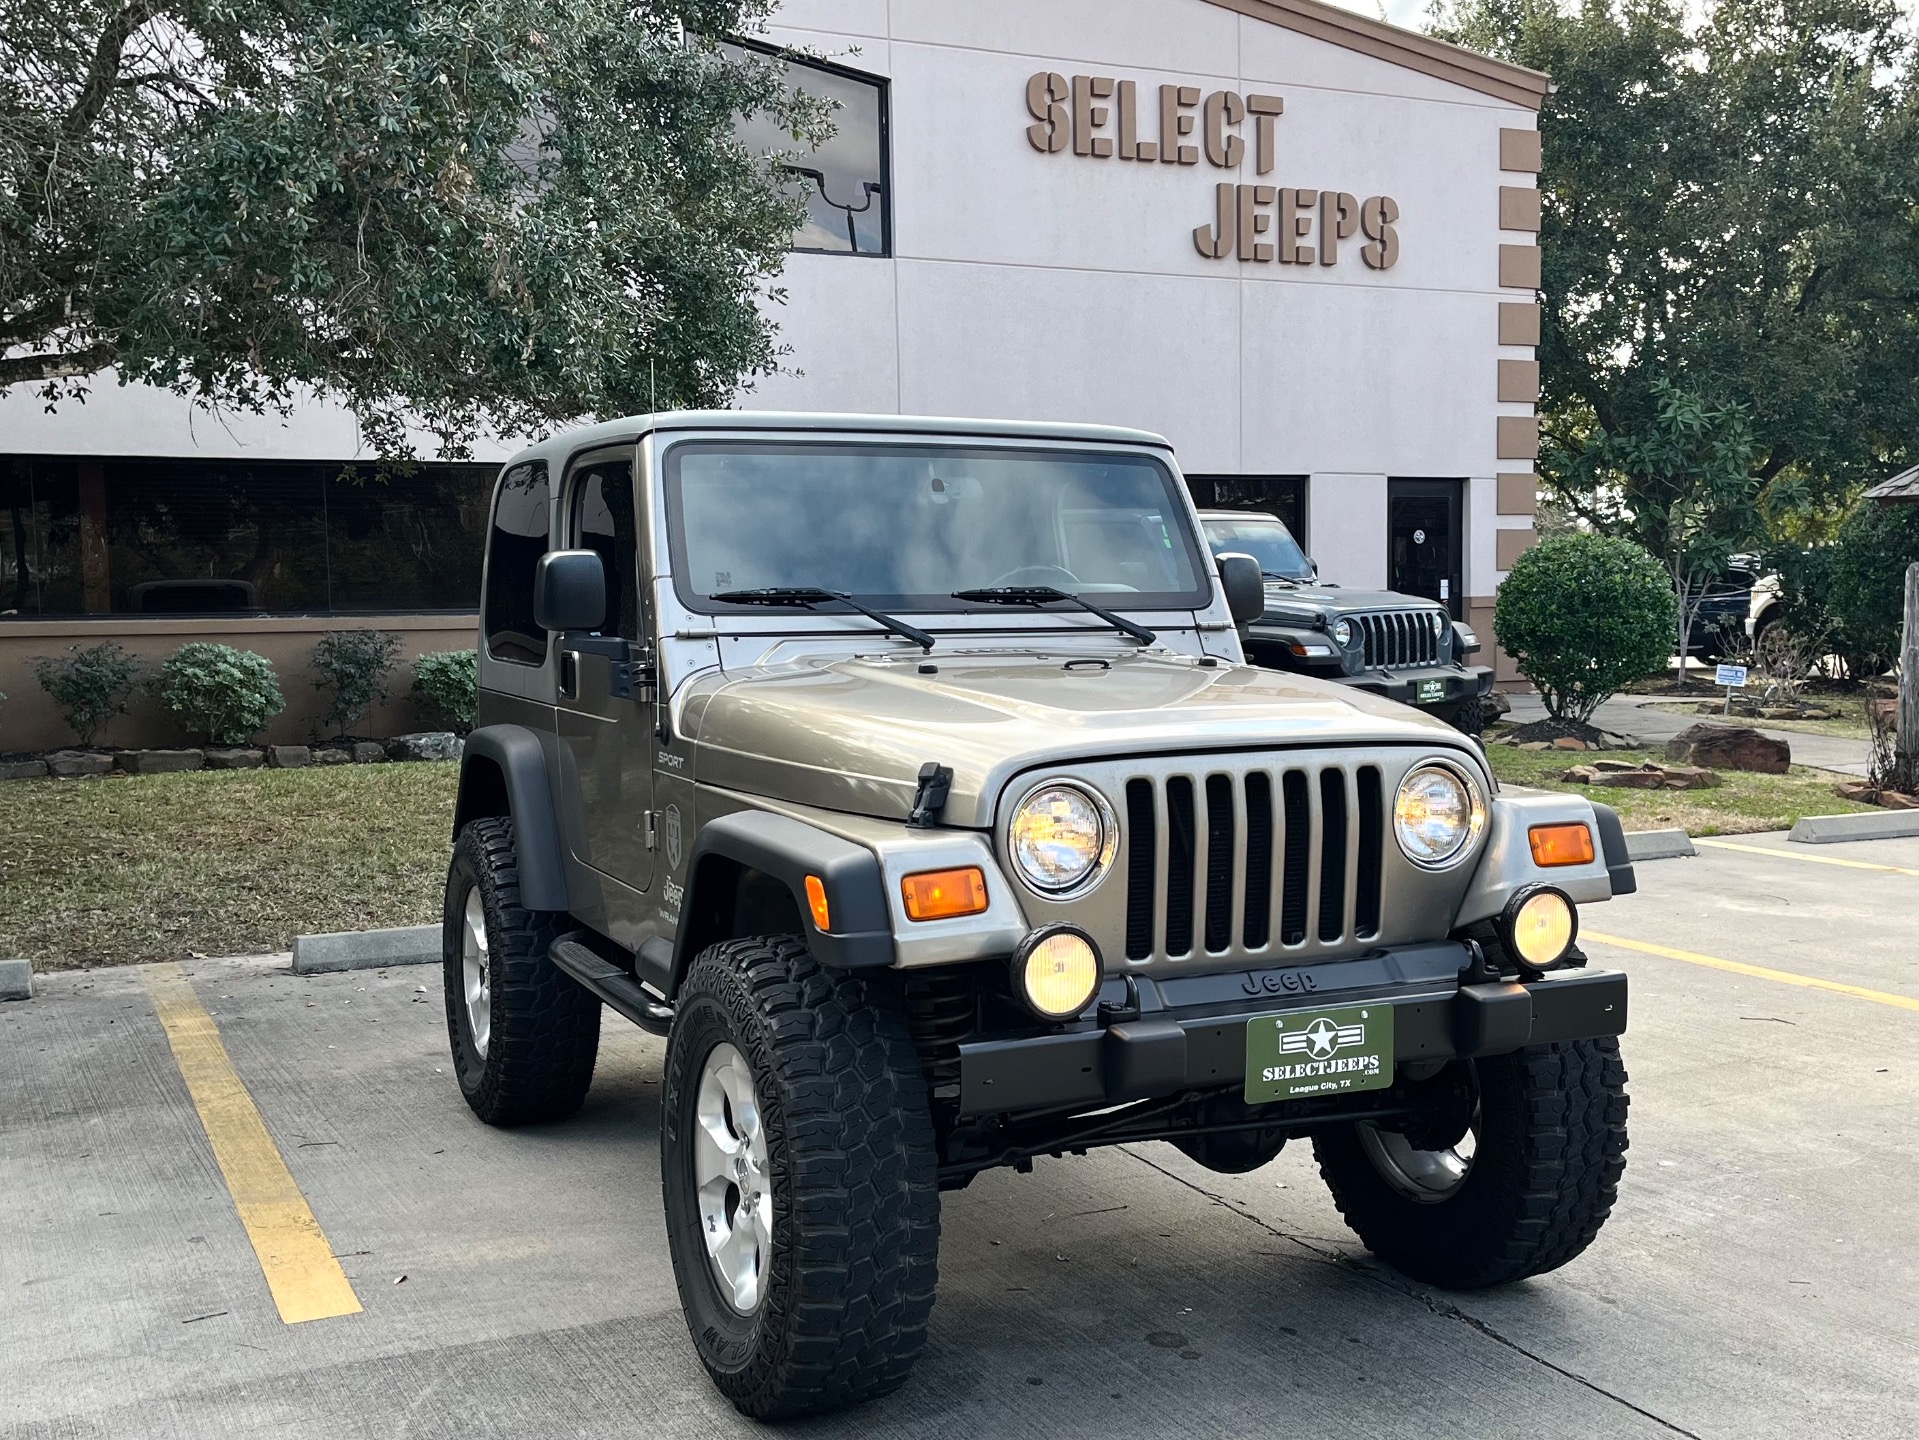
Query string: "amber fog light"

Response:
xmin=1502 ymin=886 xmax=1577 ymax=972
xmin=1011 ymin=925 xmax=1102 ymax=1021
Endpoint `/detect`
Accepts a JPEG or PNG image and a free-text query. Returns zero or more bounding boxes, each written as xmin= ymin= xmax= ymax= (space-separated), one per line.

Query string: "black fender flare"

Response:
xmin=453 ymin=725 xmax=571 ymax=913
xmin=676 ymin=811 xmax=895 ymax=984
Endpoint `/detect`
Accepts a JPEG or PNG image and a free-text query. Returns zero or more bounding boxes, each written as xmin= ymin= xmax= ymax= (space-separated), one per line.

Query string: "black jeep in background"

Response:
xmin=1198 ymin=511 xmax=1495 ymax=734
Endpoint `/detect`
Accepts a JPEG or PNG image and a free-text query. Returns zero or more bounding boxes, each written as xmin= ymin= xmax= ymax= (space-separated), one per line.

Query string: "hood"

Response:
xmin=681 ymin=651 xmax=1477 ymax=828
xmin=1260 ymin=584 xmax=1446 ymax=621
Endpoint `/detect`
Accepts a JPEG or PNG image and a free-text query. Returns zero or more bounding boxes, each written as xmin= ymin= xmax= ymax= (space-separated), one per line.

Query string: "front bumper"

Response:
xmin=957 ymin=941 xmax=1625 ymax=1117
xmin=1345 ymin=664 xmax=1495 ymax=709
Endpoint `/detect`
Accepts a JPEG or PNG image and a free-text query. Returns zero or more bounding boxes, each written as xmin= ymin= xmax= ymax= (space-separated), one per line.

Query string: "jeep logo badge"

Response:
xmin=663 ymin=805 xmax=684 ymax=870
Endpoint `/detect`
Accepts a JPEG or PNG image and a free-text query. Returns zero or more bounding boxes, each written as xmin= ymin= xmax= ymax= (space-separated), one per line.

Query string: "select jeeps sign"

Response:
xmin=1244 ymin=1005 xmax=1396 ymax=1102
xmin=1025 ymin=73 xmax=1400 ymax=268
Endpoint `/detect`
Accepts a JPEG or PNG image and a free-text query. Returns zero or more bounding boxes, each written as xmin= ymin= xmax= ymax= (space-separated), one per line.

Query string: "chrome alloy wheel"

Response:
xmin=1357 ymin=1116 xmax=1480 ymax=1204
xmin=693 ymin=1041 xmax=774 ymax=1314
xmin=460 ymin=887 xmax=491 ymax=1059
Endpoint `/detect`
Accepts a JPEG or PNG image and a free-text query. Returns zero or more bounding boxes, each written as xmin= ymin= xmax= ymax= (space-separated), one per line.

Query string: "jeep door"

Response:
xmin=555 ymin=449 xmax=656 ymax=901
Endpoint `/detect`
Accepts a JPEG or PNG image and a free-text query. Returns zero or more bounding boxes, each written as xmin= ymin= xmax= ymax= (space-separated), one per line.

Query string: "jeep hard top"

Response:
xmin=444 ymin=411 xmax=1633 ymax=1419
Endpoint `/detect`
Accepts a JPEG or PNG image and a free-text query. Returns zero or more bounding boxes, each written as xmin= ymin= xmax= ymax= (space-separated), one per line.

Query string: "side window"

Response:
xmin=571 ymin=461 xmax=639 ymax=640
xmin=484 ymin=461 xmax=551 ymax=664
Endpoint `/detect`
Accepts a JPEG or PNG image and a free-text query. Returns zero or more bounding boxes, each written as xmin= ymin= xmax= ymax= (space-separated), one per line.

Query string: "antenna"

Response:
xmin=650 ymin=357 xmax=657 ymax=415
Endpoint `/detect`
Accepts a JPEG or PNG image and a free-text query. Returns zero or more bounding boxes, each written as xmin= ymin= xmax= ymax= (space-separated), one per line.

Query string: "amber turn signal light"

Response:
xmin=1528 ymin=823 xmax=1595 ymax=867
xmin=804 ymin=875 xmax=831 ymax=931
xmin=901 ymin=867 xmax=989 ymax=922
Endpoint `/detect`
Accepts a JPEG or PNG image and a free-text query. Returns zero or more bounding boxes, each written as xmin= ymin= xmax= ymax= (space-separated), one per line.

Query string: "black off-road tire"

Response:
xmin=1447 ymin=695 xmax=1486 ymax=738
xmin=661 ymin=935 xmax=940 ymax=1420
xmin=443 ymin=817 xmax=601 ymax=1125
xmin=1313 ymin=1038 xmax=1628 ymax=1289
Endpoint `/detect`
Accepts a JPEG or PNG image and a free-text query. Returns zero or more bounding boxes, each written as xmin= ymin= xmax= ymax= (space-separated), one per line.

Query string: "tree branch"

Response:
xmin=65 ymin=0 xmax=165 ymax=141
xmin=0 ymin=342 xmax=119 ymax=387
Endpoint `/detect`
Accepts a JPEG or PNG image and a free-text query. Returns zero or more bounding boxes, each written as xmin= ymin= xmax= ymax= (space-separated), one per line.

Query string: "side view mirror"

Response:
xmin=534 ymin=550 xmax=607 ymax=633
xmin=1216 ymin=552 xmax=1264 ymax=625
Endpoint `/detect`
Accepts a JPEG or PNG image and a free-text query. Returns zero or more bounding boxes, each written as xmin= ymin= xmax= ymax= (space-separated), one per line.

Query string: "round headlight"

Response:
xmin=1393 ymin=764 xmax=1486 ymax=867
xmin=1331 ymin=617 xmax=1355 ymax=646
xmin=1009 ymin=782 xmax=1116 ymax=894
xmin=1504 ymin=886 xmax=1577 ymax=971
xmin=1011 ymin=926 xmax=1103 ymax=1020
xmin=1429 ymin=609 xmax=1447 ymax=636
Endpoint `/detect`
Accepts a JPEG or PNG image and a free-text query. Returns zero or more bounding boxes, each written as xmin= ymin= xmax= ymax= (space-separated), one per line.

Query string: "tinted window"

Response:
xmin=1201 ymin=516 xmax=1314 ymax=582
xmin=733 ymin=49 xmax=888 ymax=256
xmin=666 ymin=442 xmax=1207 ymax=610
xmin=0 ymin=457 xmax=488 ymax=617
xmin=485 ymin=462 xmax=550 ymax=664
xmin=572 ymin=461 xmax=639 ymax=640
xmin=1184 ymin=474 xmax=1307 ymax=547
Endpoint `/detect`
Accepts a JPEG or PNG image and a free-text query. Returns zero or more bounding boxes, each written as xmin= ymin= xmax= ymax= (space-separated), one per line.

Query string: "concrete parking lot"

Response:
xmin=3 ymin=835 xmax=1914 ymax=1440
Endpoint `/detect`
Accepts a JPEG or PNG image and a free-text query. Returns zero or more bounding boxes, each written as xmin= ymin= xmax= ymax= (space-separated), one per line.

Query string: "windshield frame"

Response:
xmin=661 ymin=438 xmax=1213 ymax=616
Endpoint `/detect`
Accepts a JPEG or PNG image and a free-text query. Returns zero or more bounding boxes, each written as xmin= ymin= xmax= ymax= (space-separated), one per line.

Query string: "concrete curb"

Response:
xmin=1788 ymin=811 xmax=1919 ymax=845
xmin=1625 ymin=829 xmax=1697 ymax=860
xmin=0 ymin=958 xmax=32 ymax=1001
xmin=291 ymin=925 xmax=440 ymax=975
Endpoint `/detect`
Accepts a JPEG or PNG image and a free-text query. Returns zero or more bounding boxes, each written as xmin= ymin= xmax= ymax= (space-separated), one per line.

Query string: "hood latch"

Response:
xmin=907 ymin=762 xmax=954 ymax=829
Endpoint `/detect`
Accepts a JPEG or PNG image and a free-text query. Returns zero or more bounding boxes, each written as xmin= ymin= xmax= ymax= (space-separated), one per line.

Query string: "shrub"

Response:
xmin=33 ymin=641 xmax=141 ymax=746
xmin=1826 ymin=502 xmax=1919 ymax=677
xmin=311 ymin=630 xmax=400 ymax=736
xmin=158 ymin=643 xmax=286 ymax=744
xmin=410 ymin=649 xmax=477 ymax=733
xmin=1494 ymin=534 xmax=1674 ymax=723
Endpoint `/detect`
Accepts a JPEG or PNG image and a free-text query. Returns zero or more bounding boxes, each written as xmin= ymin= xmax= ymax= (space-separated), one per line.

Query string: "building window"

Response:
xmin=0 ymin=456 xmax=491 ymax=618
xmin=483 ymin=461 xmax=551 ymax=665
xmin=1183 ymin=475 xmax=1309 ymax=550
xmin=732 ymin=44 xmax=889 ymax=257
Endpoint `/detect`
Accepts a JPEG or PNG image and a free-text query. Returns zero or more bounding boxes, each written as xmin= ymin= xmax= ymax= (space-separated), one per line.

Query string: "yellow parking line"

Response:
xmin=1693 ymin=837 xmax=1919 ymax=877
xmin=142 ymin=963 xmax=363 ymax=1324
xmin=1583 ymin=932 xmax=1919 ymax=1013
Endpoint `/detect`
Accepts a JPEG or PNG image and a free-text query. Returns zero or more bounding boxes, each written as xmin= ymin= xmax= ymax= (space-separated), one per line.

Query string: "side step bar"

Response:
xmin=549 ymin=934 xmax=674 ymax=1036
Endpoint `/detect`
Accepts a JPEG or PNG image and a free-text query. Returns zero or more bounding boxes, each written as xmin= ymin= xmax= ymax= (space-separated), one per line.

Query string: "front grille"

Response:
xmin=1356 ymin=610 xmax=1442 ymax=669
xmin=1123 ymin=762 xmax=1386 ymax=964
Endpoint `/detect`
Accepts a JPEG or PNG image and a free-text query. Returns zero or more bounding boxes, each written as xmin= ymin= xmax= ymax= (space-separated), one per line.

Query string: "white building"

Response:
xmin=0 ymin=0 xmax=1545 ymax=749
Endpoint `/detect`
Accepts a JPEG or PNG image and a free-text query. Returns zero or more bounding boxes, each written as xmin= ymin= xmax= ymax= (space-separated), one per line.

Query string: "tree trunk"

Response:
xmin=1899 ymin=562 xmax=1918 ymax=794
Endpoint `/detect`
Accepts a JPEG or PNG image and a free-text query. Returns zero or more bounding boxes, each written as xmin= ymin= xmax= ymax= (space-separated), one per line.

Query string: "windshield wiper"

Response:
xmin=1260 ymin=571 xmax=1300 ymax=589
xmin=710 ymin=587 xmax=936 ymax=652
xmin=950 ymin=586 xmax=1156 ymax=645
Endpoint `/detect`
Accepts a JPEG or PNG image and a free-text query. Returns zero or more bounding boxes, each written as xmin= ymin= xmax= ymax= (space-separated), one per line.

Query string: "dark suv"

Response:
xmin=1199 ymin=511 xmax=1496 ymax=733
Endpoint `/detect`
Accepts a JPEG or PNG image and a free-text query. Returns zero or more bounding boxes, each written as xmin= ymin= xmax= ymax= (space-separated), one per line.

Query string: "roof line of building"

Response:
xmin=1198 ymin=0 xmax=1552 ymax=110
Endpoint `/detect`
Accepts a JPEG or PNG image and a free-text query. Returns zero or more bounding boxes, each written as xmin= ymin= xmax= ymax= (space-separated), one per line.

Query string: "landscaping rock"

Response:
xmin=1869 ymin=698 xmax=1898 ymax=730
xmin=268 ymin=745 xmax=311 ymax=769
xmin=204 ymin=747 xmax=265 ymax=770
xmin=384 ymin=731 xmax=461 ymax=763
xmin=311 ymin=747 xmax=352 ymax=765
xmin=119 ymin=749 xmax=205 ymax=775
xmin=1880 ymin=791 xmax=1919 ymax=811
xmin=1479 ymin=690 xmax=1512 ymax=727
xmin=1564 ymin=761 xmax=1720 ymax=790
xmin=0 ymin=759 xmax=49 ymax=781
xmin=1551 ymin=737 xmax=1588 ymax=751
xmin=351 ymin=741 xmax=388 ymax=764
xmin=1664 ymin=723 xmax=1790 ymax=775
xmin=1518 ymin=741 xmax=1551 ymax=751
xmin=46 ymin=750 xmax=113 ymax=778
xmin=0 ymin=958 xmax=31 ymax=1002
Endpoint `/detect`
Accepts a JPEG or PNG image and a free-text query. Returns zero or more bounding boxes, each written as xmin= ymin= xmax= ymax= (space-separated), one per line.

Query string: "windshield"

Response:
xmin=666 ymin=441 xmax=1210 ymax=611
xmin=1201 ymin=515 xmax=1314 ymax=582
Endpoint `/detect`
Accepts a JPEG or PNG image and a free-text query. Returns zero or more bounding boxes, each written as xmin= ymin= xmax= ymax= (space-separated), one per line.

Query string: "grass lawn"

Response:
xmin=1485 ymin=745 xmax=1878 ymax=837
xmin=1624 ymin=693 xmax=1880 ymax=741
xmin=0 ymin=764 xmax=457 ymax=970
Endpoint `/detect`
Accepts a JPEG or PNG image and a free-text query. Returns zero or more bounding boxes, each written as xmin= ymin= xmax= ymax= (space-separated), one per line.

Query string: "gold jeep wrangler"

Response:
xmin=445 ymin=411 xmax=1632 ymax=1419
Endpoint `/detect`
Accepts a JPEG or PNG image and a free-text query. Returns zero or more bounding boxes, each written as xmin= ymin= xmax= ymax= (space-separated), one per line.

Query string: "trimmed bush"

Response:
xmin=1494 ymin=534 xmax=1674 ymax=722
xmin=1826 ymin=502 xmax=1919 ymax=676
xmin=311 ymin=630 xmax=400 ymax=736
xmin=410 ymin=649 xmax=477 ymax=733
xmin=158 ymin=643 xmax=285 ymax=744
xmin=33 ymin=641 xmax=141 ymax=746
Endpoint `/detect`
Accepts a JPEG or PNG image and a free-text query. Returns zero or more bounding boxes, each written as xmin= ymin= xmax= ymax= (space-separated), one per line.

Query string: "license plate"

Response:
xmin=1244 ymin=1004 xmax=1395 ymax=1103
xmin=1416 ymin=678 xmax=1445 ymax=705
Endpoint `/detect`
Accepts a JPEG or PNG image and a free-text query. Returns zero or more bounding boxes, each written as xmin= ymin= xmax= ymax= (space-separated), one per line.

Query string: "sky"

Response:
xmin=1319 ymin=0 xmax=1919 ymax=34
